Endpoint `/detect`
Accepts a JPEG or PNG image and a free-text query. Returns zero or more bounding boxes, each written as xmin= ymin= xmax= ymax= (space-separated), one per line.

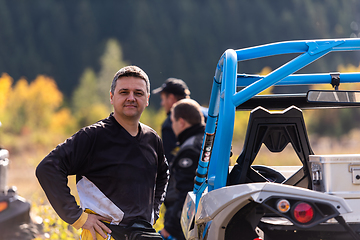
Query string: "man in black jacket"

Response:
xmin=159 ymin=99 xmax=205 ymax=240
xmin=36 ymin=66 xmax=169 ymax=240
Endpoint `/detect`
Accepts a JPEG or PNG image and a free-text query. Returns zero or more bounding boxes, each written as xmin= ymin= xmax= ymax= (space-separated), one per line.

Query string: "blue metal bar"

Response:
xmin=193 ymin=59 xmax=223 ymax=191
xmin=207 ymin=49 xmax=237 ymax=191
xmin=237 ymin=72 xmax=360 ymax=87
xmin=193 ymin=54 xmax=224 ymax=210
xmin=193 ymin=50 xmax=237 ymax=209
xmin=235 ymin=38 xmax=360 ymax=61
xmin=232 ymin=49 xmax=333 ymax=107
xmin=192 ymin=38 xmax=360 ymax=211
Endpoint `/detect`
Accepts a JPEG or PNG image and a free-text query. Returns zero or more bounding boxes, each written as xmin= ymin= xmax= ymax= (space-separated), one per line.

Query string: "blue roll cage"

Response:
xmin=193 ymin=38 xmax=360 ymax=210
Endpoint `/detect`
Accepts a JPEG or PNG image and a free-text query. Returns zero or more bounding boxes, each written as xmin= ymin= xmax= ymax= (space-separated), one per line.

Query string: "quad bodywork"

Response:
xmin=0 ymin=146 xmax=35 ymax=239
xmin=181 ymin=39 xmax=360 ymax=240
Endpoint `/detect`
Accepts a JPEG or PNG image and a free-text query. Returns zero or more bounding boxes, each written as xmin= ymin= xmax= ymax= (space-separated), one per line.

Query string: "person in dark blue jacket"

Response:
xmin=159 ymin=99 xmax=205 ymax=240
xmin=152 ymin=78 xmax=191 ymax=166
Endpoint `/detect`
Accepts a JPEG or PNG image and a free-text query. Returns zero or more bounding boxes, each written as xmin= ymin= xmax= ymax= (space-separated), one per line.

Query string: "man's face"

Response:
xmin=110 ymin=76 xmax=149 ymax=122
xmin=170 ymin=110 xmax=182 ymax=137
xmin=160 ymin=92 xmax=178 ymax=113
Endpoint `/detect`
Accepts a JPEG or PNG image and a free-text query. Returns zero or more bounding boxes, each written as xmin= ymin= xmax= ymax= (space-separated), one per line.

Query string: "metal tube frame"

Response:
xmin=193 ymin=38 xmax=360 ymax=210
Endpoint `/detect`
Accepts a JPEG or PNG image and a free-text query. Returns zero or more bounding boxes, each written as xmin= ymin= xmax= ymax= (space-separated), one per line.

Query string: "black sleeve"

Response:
xmin=161 ymin=119 xmax=177 ymax=164
xmin=153 ymin=137 xmax=169 ymax=221
xmin=35 ymin=130 xmax=91 ymax=224
xmin=173 ymin=150 xmax=198 ymax=194
xmin=164 ymin=150 xmax=198 ymax=234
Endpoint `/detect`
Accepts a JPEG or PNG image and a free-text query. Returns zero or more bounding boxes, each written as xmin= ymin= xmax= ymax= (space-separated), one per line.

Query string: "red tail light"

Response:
xmin=0 ymin=201 xmax=8 ymax=212
xmin=293 ymin=202 xmax=314 ymax=223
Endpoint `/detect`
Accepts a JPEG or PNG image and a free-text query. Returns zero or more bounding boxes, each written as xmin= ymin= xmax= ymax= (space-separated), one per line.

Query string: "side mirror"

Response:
xmin=307 ymin=90 xmax=360 ymax=104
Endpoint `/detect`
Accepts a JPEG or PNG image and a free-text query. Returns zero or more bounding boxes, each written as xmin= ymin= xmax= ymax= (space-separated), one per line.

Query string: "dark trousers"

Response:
xmin=103 ymin=220 xmax=162 ymax=240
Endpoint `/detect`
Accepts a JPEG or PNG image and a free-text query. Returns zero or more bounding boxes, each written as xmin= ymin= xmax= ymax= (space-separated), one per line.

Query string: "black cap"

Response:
xmin=152 ymin=78 xmax=190 ymax=97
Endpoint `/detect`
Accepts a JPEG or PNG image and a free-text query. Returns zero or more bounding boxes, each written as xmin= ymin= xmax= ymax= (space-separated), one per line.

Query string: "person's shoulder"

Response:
xmin=79 ymin=116 xmax=113 ymax=135
xmin=140 ymin=122 xmax=160 ymax=138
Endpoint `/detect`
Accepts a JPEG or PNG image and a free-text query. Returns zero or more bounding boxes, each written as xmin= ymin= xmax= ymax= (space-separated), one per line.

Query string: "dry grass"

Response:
xmin=3 ymin=131 xmax=76 ymax=203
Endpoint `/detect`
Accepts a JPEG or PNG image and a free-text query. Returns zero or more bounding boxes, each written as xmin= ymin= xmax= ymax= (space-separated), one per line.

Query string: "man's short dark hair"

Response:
xmin=111 ymin=66 xmax=150 ymax=94
xmin=172 ymin=99 xmax=204 ymax=126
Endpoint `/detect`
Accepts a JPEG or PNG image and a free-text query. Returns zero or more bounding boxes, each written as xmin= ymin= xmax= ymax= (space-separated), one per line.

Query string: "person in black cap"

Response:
xmin=152 ymin=78 xmax=191 ymax=165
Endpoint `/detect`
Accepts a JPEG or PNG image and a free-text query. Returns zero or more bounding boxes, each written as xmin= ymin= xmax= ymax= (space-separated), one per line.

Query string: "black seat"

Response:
xmin=228 ymin=106 xmax=314 ymax=189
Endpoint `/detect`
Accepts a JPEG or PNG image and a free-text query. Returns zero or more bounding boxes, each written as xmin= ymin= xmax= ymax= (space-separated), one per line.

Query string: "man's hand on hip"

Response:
xmin=82 ymin=214 xmax=112 ymax=240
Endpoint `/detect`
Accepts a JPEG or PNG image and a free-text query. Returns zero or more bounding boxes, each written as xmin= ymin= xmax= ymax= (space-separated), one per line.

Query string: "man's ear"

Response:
xmin=110 ymin=91 xmax=114 ymax=105
xmin=178 ymin=117 xmax=187 ymax=128
xmin=146 ymin=94 xmax=150 ymax=106
xmin=179 ymin=117 xmax=192 ymax=130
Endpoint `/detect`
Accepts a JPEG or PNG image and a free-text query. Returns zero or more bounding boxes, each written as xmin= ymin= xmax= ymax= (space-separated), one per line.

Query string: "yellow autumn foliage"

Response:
xmin=1 ymin=74 xmax=74 ymax=136
xmin=0 ymin=73 xmax=13 ymax=114
xmin=258 ymin=66 xmax=274 ymax=95
xmin=49 ymin=108 xmax=77 ymax=135
xmin=4 ymin=78 xmax=29 ymax=133
xmin=26 ymin=75 xmax=63 ymax=129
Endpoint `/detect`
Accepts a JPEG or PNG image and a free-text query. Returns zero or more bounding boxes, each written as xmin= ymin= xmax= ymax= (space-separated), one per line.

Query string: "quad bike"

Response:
xmin=0 ymin=128 xmax=39 ymax=239
xmin=181 ymin=38 xmax=360 ymax=240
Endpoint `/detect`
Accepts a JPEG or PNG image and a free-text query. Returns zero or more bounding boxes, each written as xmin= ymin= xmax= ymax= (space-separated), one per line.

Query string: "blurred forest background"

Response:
xmin=2 ymin=0 xmax=360 ymax=239
xmin=2 ymin=0 xmax=360 ymax=106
